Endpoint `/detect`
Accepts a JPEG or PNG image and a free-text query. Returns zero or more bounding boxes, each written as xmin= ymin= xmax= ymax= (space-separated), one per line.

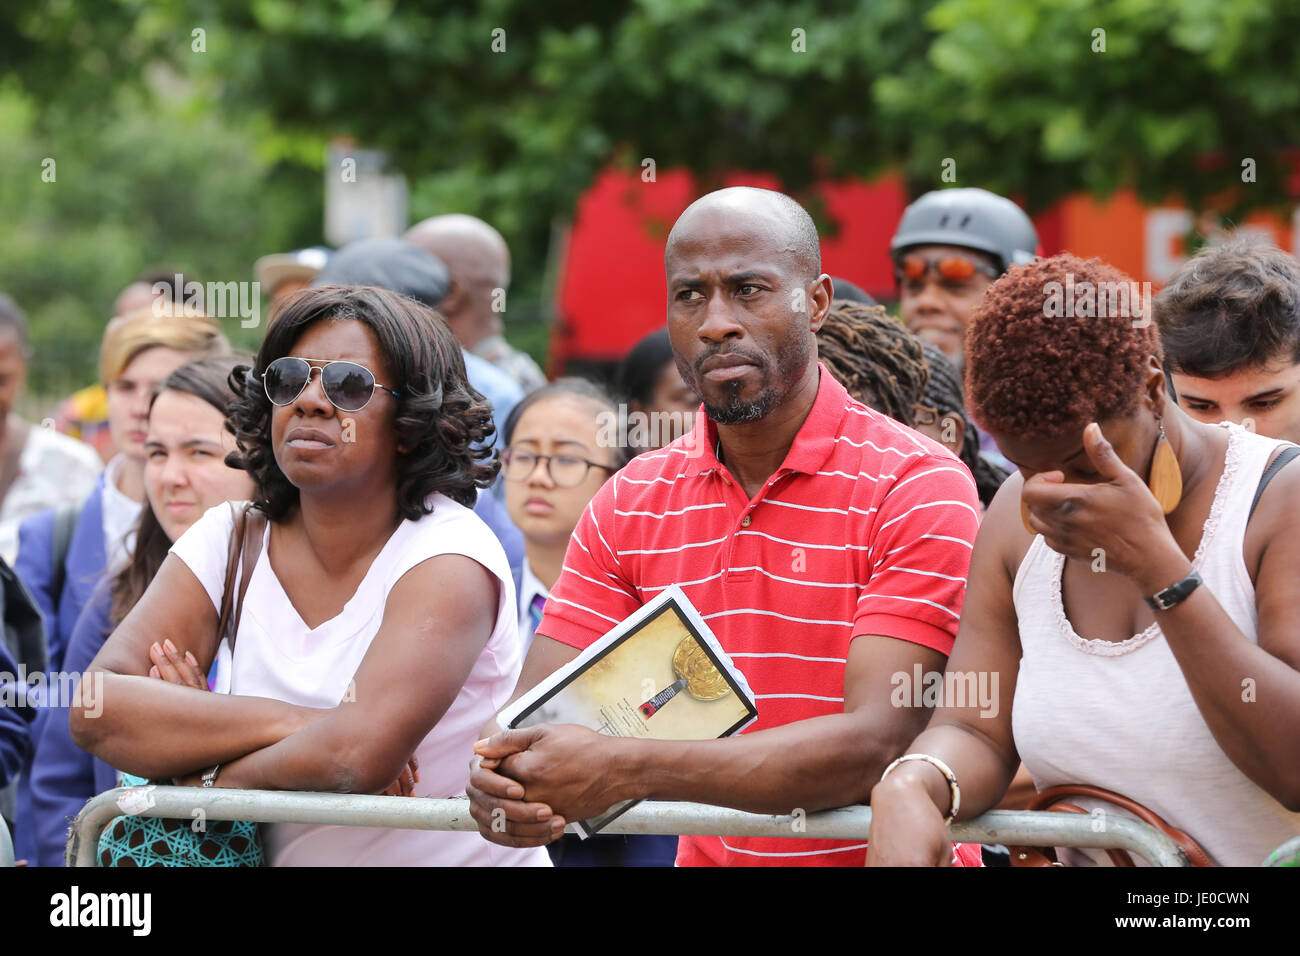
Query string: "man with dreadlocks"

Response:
xmin=815 ymin=299 xmax=931 ymax=427
xmin=816 ymin=300 xmax=1008 ymax=509
xmin=817 ymin=300 xmax=1029 ymax=846
xmin=915 ymin=343 xmax=1009 ymax=510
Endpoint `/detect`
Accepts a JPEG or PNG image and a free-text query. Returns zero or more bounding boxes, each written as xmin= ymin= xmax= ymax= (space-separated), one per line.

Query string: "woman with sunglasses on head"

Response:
xmin=29 ymin=357 xmax=255 ymax=866
xmin=70 ymin=286 xmax=550 ymax=866
xmin=866 ymin=254 xmax=1300 ymax=867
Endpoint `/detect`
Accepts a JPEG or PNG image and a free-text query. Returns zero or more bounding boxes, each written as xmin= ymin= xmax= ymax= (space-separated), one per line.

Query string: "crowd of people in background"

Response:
xmin=1 ymin=183 xmax=1298 ymax=868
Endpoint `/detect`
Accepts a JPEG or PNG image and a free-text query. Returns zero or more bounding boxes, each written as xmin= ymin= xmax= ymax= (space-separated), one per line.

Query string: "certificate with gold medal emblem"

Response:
xmin=497 ymin=585 xmax=758 ymax=837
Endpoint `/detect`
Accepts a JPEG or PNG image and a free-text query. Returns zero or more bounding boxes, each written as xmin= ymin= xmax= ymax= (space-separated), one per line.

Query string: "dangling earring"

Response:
xmin=1020 ymin=498 xmax=1037 ymax=535
xmin=1148 ymin=417 xmax=1183 ymax=514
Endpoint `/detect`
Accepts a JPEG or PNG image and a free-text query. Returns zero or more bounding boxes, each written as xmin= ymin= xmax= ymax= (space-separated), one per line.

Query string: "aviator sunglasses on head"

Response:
xmin=262 ymin=356 xmax=401 ymax=412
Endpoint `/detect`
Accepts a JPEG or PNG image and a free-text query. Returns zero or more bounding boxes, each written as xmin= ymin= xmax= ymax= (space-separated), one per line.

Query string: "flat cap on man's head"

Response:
xmin=313 ymin=237 xmax=451 ymax=309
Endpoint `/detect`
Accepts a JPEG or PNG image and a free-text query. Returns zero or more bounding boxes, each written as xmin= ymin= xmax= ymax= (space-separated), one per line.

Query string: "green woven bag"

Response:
xmin=96 ymin=504 xmax=267 ymax=867
xmin=97 ymin=775 xmax=264 ymax=867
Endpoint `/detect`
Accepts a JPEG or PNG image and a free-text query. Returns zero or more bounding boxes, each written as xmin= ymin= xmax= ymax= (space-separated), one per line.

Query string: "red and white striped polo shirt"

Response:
xmin=537 ymin=365 xmax=981 ymax=866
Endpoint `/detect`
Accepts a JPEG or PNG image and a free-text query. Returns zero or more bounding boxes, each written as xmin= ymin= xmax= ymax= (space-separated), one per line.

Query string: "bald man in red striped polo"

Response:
xmin=468 ymin=187 xmax=984 ymax=866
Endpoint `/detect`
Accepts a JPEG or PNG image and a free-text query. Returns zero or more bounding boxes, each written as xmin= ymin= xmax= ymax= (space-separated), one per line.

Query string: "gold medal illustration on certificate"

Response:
xmin=499 ymin=586 xmax=758 ymax=836
xmin=639 ymin=636 xmax=733 ymax=718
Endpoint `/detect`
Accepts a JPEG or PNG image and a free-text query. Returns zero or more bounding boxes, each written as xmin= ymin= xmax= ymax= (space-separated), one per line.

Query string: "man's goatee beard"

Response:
xmin=705 ymin=383 xmax=780 ymax=425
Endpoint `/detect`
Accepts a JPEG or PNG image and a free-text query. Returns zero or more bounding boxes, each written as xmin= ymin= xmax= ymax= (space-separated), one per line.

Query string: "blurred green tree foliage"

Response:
xmin=0 ymin=82 xmax=321 ymax=402
xmin=3 ymin=0 xmax=1298 ymax=399
xmin=184 ymin=0 xmax=1300 ymax=228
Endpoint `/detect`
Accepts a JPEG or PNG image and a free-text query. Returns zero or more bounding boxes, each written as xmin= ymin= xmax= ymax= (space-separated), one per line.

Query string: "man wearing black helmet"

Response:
xmin=890 ymin=188 xmax=1039 ymax=372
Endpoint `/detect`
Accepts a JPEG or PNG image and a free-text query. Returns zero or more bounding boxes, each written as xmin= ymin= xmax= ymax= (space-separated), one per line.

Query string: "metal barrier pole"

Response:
xmin=1 ymin=815 xmax=13 ymax=867
xmin=1263 ymin=835 xmax=1300 ymax=867
xmin=68 ymin=787 xmax=1191 ymax=867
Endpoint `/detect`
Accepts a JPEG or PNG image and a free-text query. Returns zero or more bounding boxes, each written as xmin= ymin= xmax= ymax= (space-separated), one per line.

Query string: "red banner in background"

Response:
xmin=551 ymin=168 xmax=1299 ymax=372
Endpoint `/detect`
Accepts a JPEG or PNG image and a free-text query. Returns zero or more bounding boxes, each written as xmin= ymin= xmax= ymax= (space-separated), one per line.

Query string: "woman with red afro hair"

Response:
xmin=865 ymin=252 xmax=1300 ymax=867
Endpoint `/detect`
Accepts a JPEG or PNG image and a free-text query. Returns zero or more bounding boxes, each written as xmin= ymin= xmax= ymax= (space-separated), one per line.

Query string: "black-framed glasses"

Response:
xmin=262 ymin=357 xmax=401 ymax=413
xmin=501 ymin=447 xmax=615 ymax=487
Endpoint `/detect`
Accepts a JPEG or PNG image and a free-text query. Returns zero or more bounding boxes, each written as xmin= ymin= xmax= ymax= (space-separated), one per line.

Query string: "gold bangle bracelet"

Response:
xmin=880 ymin=753 xmax=961 ymax=825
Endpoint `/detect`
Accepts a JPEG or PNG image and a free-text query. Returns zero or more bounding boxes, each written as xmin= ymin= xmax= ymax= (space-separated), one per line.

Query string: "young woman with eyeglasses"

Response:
xmin=71 ymin=285 xmax=551 ymax=866
xmin=498 ymin=379 xmax=678 ymax=866
xmin=500 ymin=379 xmax=627 ymax=652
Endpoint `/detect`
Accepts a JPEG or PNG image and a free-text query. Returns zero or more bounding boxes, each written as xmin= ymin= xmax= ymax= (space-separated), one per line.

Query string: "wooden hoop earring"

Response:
xmin=1148 ymin=418 xmax=1183 ymax=514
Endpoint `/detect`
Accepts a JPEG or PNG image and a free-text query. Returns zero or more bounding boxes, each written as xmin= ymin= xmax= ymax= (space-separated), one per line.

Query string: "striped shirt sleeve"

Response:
xmin=536 ymin=479 xmax=639 ymax=651
xmin=853 ymin=458 xmax=980 ymax=656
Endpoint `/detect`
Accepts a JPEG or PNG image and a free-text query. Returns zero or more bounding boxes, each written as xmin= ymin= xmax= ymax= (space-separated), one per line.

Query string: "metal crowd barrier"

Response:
xmin=64 ymin=786 xmax=1194 ymax=867
xmin=1264 ymin=835 xmax=1300 ymax=867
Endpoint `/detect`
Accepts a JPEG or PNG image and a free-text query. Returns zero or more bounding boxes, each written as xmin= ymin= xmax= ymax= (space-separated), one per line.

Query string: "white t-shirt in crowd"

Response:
xmin=516 ymin=558 xmax=548 ymax=656
xmin=101 ymin=454 xmax=143 ymax=573
xmin=0 ymin=424 xmax=102 ymax=564
xmin=170 ymin=495 xmax=551 ymax=867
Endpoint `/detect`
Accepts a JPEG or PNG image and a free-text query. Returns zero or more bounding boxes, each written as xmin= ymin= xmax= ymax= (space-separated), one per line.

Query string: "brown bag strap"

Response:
xmin=233 ymin=510 xmax=266 ymax=646
xmin=215 ymin=503 xmax=267 ymax=651
xmin=1010 ymin=784 xmax=1213 ymax=867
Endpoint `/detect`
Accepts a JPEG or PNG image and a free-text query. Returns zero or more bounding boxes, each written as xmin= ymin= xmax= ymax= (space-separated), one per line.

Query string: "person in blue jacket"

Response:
xmin=30 ymin=357 xmax=253 ymax=864
xmin=8 ymin=308 xmax=228 ymax=864
xmin=28 ymin=583 xmax=115 ymax=865
xmin=14 ymin=309 xmax=228 ymax=673
xmin=0 ymin=636 xmax=33 ymax=791
xmin=1 ymin=610 xmax=35 ymax=858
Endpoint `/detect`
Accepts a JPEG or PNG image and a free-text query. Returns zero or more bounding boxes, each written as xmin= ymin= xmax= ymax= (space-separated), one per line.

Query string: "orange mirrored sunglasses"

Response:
xmin=896 ymin=253 xmax=999 ymax=286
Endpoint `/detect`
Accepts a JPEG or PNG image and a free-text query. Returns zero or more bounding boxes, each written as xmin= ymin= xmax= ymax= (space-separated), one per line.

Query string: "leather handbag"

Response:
xmin=97 ymin=504 xmax=267 ymax=867
xmin=1008 ymin=784 xmax=1212 ymax=867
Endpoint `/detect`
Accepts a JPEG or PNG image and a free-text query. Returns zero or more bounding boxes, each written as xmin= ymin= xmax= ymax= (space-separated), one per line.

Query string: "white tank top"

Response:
xmin=1011 ymin=423 xmax=1300 ymax=866
xmin=171 ymin=495 xmax=551 ymax=867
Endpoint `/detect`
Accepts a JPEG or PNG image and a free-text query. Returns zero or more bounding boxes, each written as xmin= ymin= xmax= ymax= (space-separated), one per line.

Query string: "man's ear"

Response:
xmin=808 ymin=274 xmax=834 ymax=333
xmin=437 ymin=279 xmax=470 ymax=319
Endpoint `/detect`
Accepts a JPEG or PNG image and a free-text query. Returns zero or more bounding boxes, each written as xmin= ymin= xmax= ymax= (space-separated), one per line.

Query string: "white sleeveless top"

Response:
xmin=1011 ymin=423 xmax=1300 ymax=866
xmin=171 ymin=495 xmax=551 ymax=867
